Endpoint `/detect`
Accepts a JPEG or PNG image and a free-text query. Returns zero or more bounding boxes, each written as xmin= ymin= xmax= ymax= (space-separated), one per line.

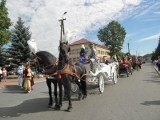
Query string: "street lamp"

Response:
xmin=59 ymin=12 xmax=67 ymax=42
xmin=62 ymin=12 xmax=67 ymax=19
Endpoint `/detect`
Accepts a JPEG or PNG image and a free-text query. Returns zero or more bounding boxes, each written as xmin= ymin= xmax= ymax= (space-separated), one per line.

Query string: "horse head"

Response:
xmin=58 ymin=41 xmax=71 ymax=67
xmin=32 ymin=51 xmax=57 ymax=75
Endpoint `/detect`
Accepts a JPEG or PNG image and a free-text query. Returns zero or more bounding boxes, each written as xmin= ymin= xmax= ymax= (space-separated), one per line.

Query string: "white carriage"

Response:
xmin=83 ymin=60 xmax=119 ymax=93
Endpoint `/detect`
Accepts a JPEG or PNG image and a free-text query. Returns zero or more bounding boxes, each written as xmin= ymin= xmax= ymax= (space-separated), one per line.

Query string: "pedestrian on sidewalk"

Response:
xmin=2 ymin=67 xmax=7 ymax=82
xmin=17 ymin=65 xmax=23 ymax=88
xmin=0 ymin=67 xmax=2 ymax=82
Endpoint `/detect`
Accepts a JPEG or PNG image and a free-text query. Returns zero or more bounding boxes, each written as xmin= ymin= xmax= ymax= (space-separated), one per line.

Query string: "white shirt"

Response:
xmin=0 ymin=69 xmax=2 ymax=74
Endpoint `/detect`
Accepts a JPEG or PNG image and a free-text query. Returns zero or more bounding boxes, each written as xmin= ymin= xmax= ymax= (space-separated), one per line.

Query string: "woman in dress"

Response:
xmin=23 ymin=63 xmax=33 ymax=93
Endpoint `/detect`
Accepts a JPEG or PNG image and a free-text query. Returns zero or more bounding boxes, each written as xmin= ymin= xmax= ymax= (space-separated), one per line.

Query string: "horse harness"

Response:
xmin=57 ymin=63 xmax=80 ymax=79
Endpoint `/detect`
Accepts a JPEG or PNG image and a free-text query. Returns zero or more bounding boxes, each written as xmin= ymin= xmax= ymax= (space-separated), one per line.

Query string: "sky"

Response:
xmin=5 ymin=0 xmax=160 ymax=57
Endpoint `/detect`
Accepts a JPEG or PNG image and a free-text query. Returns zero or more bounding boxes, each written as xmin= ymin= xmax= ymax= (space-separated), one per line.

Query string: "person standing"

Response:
xmin=23 ymin=63 xmax=33 ymax=93
xmin=88 ymin=43 xmax=98 ymax=72
xmin=2 ymin=67 xmax=7 ymax=82
xmin=0 ymin=67 xmax=2 ymax=82
xmin=79 ymin=44 xmax=87 ymax=63
xmin=17 ymin=65 xmax=23 ymax=88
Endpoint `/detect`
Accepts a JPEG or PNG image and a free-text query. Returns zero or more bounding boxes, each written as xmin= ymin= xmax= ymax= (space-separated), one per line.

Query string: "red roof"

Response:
xmin=69 ymin=38 xmax=108 ymax=49
xmin=69 ymin=38 xmax=91 ymax=46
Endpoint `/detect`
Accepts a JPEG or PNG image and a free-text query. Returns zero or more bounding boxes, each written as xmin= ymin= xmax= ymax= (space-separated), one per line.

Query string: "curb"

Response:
xmin=153 ymin=65 xmax=160 ymax=77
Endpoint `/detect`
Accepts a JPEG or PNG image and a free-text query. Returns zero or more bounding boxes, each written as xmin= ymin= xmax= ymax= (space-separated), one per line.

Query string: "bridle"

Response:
xmin=33 ymin=54 xmax=58 ymax=73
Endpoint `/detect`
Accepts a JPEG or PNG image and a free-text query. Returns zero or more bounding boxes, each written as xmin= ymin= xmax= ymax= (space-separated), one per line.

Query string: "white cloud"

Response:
xmin=131 ymin=1 xmax=160 ymax=19
xmin=6 ymin=0 xmax=142 ymax=57
xmin=138 ymin=33 xmax=160 ymax=42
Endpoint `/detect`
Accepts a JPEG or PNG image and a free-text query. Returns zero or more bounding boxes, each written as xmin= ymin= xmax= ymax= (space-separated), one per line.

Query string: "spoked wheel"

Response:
xmin=98 ymin=74 xmax=104 ymax=94
xmin=113 ymin=70 xmax=118 ymax=84
xmin=71 ymin=82 xmax=78 ymax=93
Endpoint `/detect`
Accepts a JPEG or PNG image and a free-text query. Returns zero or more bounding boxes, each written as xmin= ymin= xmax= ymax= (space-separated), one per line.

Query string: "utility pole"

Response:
xmin=59 ymin=12 xmax=67 ymax=42
xmin=128 ymin=43 xmax=130 ymax=54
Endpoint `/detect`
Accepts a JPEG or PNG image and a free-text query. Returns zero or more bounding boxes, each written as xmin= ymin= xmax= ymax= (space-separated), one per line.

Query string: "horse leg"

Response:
xmin=75 ymin=79 xmax=83 ymax=100
xmin=63 ymin=76 xmax=72 ymax=112
xmin=58 ymin=80 xmax=63 ymax=108
xmin=54 ymin=80 xmax=63 ymax=110
xmin=80 ymin=79 xmax=87 ymax=100
xmin=66 ymin=83 xmax=72 ymax=112
xmin=46 ymin=78 xmax=53 ymax=108
xmin=53 ymin=80 xmax=58 ymax=107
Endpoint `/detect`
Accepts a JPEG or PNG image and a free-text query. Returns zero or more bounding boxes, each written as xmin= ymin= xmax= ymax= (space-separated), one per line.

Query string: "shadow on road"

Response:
xmin=2 ymin=85 xmax=26 ymax=94
xmin=0 ymin=98 xmax=50 ymax=118
xmin=141 ymin=100 xmax=160 ymax=106
xmin=143 ymin=79 xmax=160 ymax=85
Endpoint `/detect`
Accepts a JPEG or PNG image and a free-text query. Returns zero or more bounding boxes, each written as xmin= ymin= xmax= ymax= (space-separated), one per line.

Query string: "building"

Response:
xmin=69 ymin=38 xmax=110 ymax=62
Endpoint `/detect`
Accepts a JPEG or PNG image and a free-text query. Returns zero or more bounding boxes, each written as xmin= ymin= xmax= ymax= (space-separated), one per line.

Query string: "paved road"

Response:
xmin=0 ymin=63 xmax=160 ymax=120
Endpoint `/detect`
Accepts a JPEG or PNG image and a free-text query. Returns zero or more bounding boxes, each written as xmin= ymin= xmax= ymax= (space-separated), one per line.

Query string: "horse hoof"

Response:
xmin=67 ymin=106 xmax=72 ymax=112
xmin=48 ymin=104 xmax=53 ymax=108
xmin=82 ymin=95 xmax=87 ymax=100
xmin=54 ymin=104 xmax=61 ymax=110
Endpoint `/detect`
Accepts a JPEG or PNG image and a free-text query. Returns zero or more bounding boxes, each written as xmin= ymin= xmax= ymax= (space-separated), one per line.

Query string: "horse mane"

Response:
xmin=36 ymin=51 xmax=57 ymax=66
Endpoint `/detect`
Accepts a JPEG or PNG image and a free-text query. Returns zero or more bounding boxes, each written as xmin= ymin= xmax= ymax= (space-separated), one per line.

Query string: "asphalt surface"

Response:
xmin=0 ymin=63 xmax=160 ymax=120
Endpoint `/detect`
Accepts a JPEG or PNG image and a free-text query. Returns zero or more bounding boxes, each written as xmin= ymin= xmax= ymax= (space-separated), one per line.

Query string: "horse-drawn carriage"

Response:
xmin=118 ymin=56 xmax=133 ymax=77
xmin=27 ymin=13 xmax=119 ymax=111
xmin=81 ymin=58 xmax=118 ymax=93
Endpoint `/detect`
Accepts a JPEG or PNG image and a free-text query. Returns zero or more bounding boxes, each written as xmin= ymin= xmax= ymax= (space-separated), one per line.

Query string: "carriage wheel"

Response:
xmin=98 ymin=74 xmax=104 ymax=93
xmin=71 ymin=83 xmax=78 ymax=93
xmin=113 ymin=70 xmax=118 ymax=84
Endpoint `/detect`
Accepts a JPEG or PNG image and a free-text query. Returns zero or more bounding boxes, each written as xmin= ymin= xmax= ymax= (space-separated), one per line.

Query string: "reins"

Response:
xmin=57 ymin=63 xmax=87 ymax=81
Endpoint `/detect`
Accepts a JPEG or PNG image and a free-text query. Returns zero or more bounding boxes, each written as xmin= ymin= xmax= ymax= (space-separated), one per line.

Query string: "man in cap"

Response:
xmin=88 ymin=43 xmax=98 ymax=72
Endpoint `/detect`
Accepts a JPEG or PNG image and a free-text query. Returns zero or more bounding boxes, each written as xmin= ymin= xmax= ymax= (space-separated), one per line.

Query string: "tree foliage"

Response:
xmin=151 ymin=38 xmax=160 ymax=61
xmin=97 ymin=21 xmax=126 ymax=56
xmin=7 ymin=17 xmax=32 ymax=67
xmin=0 ymin=0 xmax=12 ymax=67
xmin=0 ymin=0 xmax=12 ymax=46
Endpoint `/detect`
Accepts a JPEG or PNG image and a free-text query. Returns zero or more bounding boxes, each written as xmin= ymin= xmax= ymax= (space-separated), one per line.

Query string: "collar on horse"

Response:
xmin=57 ymin=63 xmax=80 ymax=79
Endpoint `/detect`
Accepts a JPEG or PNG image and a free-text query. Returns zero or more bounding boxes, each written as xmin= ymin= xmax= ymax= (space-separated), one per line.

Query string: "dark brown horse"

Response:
xmin=57 ymin=41 xmax=87 ymax=111
xmin=32 ymin=51 xmax=63 ymax=108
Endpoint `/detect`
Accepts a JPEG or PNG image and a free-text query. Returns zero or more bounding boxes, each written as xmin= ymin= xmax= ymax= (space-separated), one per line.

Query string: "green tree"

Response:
xmin=0 ymin=0 xmax=12 ymax=66
xmin=97 ymin=21 xmax=126 ymax=56
xmin=7 ymin=17 xmax=32 ymax=67
xmin=0 ymin=48 xmax=6 ymax=66
xmin=152 ymin=37 xmax=160 ymax=61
